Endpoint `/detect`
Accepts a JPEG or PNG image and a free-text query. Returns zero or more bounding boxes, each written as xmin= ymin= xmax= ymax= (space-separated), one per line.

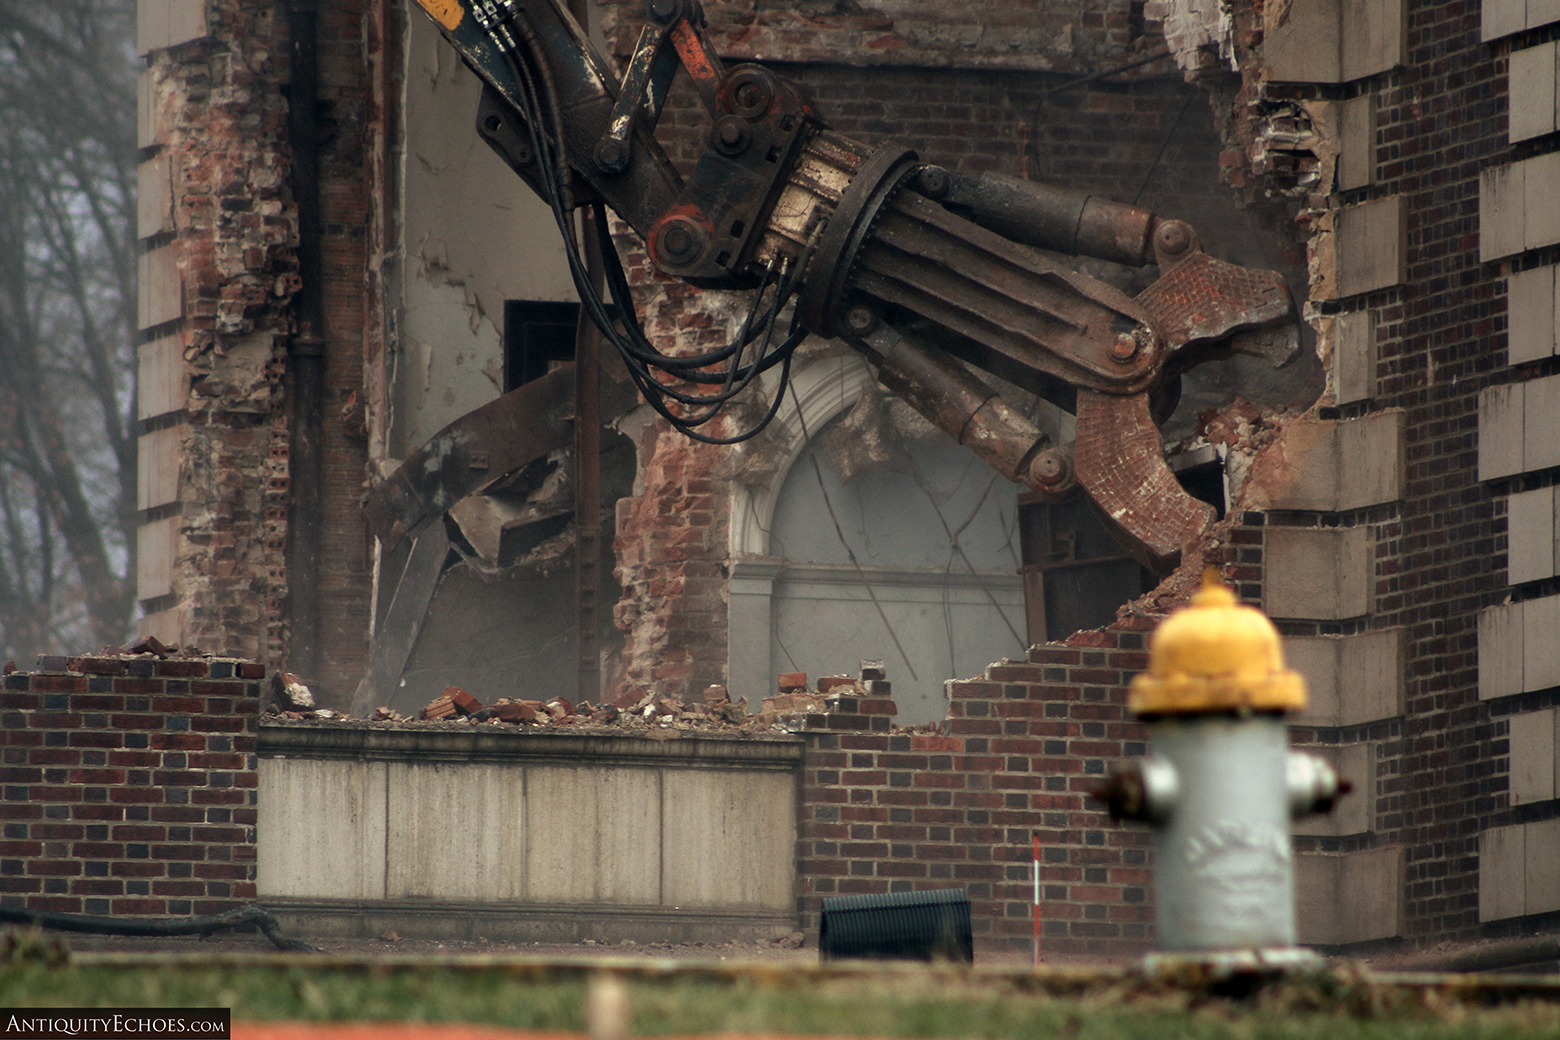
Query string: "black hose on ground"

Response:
xmin=0 ymin=902 xmax=318 ymax=952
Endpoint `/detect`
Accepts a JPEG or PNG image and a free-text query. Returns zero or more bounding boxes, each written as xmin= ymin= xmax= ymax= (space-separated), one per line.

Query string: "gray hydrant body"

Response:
xmin=1095 ymin=574 xmax=1347 ymax=955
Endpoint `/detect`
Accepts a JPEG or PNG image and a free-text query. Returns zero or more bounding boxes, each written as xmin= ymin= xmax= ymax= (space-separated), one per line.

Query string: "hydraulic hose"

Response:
xmin=0 ymin=902 xmax=318 ymax=953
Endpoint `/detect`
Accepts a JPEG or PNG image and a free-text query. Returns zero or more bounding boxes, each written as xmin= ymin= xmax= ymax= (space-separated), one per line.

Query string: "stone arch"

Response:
xmin=726 ymin=349 xmax=1027 ymax=723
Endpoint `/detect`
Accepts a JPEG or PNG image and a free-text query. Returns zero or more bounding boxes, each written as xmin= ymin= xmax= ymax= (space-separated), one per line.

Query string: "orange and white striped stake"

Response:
xmin=1031 ymin=830 xmax=1041 ymax=967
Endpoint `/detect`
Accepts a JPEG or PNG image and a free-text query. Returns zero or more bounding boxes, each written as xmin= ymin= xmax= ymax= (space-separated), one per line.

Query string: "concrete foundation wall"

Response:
xmin=255 ymin=724 xmax=800 ymax=943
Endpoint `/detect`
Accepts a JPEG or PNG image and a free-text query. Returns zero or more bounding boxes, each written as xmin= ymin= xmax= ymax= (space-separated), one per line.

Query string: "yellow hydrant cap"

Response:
xmin=1128 ymin=570 xmax=1307 ymax=715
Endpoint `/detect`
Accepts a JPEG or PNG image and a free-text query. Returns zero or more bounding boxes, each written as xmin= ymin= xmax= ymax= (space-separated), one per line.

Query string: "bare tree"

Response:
xmin=0 ymin=0 xmax=138 ymax=661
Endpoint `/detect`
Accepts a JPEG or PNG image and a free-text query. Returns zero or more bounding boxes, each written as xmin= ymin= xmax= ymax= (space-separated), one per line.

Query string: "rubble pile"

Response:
xmin=264 ymin=662 xmax=903 ymax=737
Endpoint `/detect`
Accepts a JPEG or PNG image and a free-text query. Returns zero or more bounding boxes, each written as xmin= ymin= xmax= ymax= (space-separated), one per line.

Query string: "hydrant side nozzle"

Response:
xmin=1286 ymin=751 xmax=1353 ymax=818
xmin=1092 ymin=756 xmax=1179 ymax=825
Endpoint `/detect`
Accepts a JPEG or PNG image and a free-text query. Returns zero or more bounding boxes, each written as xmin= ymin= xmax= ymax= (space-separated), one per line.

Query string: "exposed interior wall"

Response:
xmin=390 ymin=13 xmax=576 ymax=457
xmin=362 ymin=9 xmax=612 ymax=711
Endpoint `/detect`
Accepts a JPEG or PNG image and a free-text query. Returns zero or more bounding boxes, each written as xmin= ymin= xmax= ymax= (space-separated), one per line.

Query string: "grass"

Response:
xmin=1 ymin=935 xmax=1558 ymax=1039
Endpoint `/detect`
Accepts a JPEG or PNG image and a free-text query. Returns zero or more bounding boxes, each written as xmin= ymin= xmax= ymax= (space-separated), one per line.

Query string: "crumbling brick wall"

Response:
xmin=598 ymin=0 xmax=1298 ymax=704
xmin=139 ymin=1 xmax=295 ymax=663
xmin=0 ymin=655 xmax=261 ymax=917
xmin=139 ymin=0 xmax=372 ymax=702
xmin=795 ymin=634 xmax=1157 ymax=959
xmin=612 ymin=419 xmax=736 ymax=703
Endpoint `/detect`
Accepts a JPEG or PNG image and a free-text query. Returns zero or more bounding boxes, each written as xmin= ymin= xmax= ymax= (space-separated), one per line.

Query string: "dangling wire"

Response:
xmin=494 ymin=10 xmax=808 ymax=445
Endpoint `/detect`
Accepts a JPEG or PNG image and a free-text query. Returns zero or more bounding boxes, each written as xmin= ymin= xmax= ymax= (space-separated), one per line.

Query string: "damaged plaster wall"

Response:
xmin=391 ymin=13 xmax=576 ymax=457
xmin=368 ymin=11 xmax=598 ymax=710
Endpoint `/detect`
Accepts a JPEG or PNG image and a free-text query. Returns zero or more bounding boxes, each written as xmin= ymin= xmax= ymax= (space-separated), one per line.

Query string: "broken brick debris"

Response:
xmin=123 ymin=634 xmax=169 ymax=657
xmin=270 ymin=670 xmax=316 ymax=710
xmin=263 ymin=663 xmax=901 ymax=736
xmin=421 ymin=694 xmax=458 ymax=720
xmin=444 ymin=685 xmax=484 ymax=715
xmin=777 ymin=671 xmax=808 ymax=692
xmin=492 ymin=700 xmax=538 ymax=723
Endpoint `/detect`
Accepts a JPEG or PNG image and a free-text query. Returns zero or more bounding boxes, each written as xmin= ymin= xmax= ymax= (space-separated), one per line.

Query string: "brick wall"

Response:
xmin=1372 ymin=3 xmax=1535 ymax=941
xmin=1165 ymin=0 xmax=1523 ymax=946
xmin=0 ymin=656 xmax=261 ymax=917
xmin=794 ymin=633 xmax=1158 ymax=959
xmin=1287 ymin=0 xmax=1506 ymax=945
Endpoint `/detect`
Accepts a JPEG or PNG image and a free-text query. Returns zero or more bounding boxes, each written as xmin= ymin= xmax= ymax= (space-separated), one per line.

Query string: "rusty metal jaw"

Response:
xmin=808 ymin=158 xmax=1300 ymax=572
xmin=1072 ymin=388 xmax=1215 ymax=572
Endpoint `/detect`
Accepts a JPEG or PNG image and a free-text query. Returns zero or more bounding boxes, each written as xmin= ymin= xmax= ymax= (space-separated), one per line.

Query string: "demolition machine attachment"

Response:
xmin=407 ymin=0 xmax=1300 ymax=572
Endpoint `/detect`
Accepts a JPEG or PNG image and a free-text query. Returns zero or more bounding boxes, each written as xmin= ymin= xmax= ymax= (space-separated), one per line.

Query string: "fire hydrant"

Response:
xmin=1094 ymin=572 xmax=1350 ymax=959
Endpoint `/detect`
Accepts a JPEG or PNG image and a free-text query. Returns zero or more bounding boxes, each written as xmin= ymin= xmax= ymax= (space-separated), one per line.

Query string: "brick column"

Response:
xmin=0 ymin=654 xmax=262 ymax=916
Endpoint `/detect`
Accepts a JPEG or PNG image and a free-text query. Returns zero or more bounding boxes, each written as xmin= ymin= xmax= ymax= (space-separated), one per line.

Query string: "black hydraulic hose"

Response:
xmin=494 ymin=4 xmax=807 ymax=443
xmin=0 ymin=902 xmax=318 ymax=952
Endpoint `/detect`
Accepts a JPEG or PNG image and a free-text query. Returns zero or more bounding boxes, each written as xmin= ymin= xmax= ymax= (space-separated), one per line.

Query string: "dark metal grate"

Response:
xmin=819 ymin=888 xmax=973 ymax=962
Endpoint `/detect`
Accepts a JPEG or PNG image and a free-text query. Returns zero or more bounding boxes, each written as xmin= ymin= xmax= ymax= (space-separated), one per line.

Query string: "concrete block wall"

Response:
xmin=0 ymin=655 xmax=262 ymax=917
xmin=255 ymin=724 xmax=801 ymax=944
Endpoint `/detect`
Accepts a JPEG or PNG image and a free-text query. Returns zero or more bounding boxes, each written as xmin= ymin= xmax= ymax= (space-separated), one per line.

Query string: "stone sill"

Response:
xmin=259 ymin=719 xmax=802 ymax=769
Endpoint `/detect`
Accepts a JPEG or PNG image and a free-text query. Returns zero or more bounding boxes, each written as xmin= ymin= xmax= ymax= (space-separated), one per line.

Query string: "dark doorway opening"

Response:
xmin=504 ymin=299 xmax=580 ymax=390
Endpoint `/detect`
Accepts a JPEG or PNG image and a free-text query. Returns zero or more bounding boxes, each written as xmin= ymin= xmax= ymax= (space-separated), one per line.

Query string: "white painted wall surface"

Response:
xmin=391 ymin=13 xmax=577 ymax=456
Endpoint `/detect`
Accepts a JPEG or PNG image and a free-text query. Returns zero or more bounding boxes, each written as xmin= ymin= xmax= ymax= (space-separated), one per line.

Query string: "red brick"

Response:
xmin=109 ymin=898 xmax=168 ymax=915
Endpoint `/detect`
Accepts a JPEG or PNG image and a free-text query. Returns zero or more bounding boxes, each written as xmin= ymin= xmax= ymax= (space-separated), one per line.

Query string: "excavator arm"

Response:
xmin=395 ymin=0 xmax=1300 ymax=572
